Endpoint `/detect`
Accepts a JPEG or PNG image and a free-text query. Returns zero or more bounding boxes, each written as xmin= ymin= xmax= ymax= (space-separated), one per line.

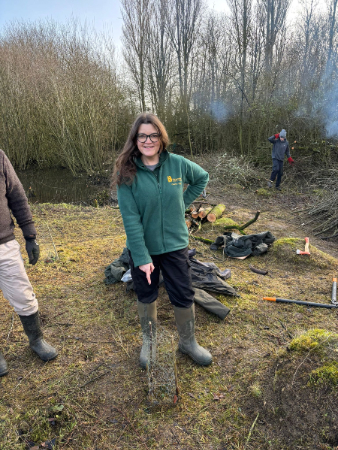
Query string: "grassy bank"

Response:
xmin=0 ymin=194 xmax=338 ymax=449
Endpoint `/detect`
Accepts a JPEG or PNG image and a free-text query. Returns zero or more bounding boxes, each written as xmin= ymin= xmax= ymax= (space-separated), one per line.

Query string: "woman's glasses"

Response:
xmin=137 ymin=133 xmax=160 ymax=143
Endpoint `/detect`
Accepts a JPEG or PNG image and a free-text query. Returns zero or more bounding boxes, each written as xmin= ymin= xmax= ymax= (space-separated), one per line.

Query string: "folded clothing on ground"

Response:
xmin=210 ymin=231 xmax=275 ymax=259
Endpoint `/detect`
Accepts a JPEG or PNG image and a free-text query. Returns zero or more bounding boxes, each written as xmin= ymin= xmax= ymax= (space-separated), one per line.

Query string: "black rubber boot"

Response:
xmin=19 ymin=312 xmax=58 ymax=361
xmin=137 ymin=300 xmax=157 ymax=369
xmin=0 ymin=351 xmax=8 ymax=377
xmin=173 ymin=304 xmax=212 ymax=366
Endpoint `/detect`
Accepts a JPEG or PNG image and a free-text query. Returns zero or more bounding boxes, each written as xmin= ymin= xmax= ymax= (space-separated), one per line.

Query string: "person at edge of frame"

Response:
xmin=267 ymin=128 xmax=294 ymax=191
xmin=0 ymin=150 xmax=58 ymax=377
xmin=113 ymin=113 xmax=212 ymax=368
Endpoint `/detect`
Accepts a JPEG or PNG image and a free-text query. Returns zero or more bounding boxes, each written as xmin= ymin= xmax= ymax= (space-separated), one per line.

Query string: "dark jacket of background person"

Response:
xmin=268 ymin=136 xmax=291 ymax=161
xmin=0 ymin=150 xmax=36 ymax=244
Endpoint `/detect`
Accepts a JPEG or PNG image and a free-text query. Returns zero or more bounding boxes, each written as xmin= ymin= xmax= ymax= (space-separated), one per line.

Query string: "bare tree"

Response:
xmin=327 ymin=0 xmax=338 ymax=69
xmin=227 ymin=0 xmax=252 ymax=152
xmin=147 ymin=0 xmax=174 ymax=120
xmin=263 ymin=0 xmax=290 ymax=71
xmin=166 ymin=0 xmax=203 ymax=103
xmin=121 ymin=0 xmax=152 ymax=111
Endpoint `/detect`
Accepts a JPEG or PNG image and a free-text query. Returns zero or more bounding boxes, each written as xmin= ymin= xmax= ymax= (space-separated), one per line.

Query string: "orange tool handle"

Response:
xmin=304 ymin=237 xmax=309 ymax=253
xmin=263 ymin=297 xmax=276 ymax=302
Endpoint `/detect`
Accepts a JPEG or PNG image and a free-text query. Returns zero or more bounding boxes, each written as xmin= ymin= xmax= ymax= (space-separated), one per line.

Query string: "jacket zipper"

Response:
xmin=142 ymin=164 xmax=165 ymax=252
xmin=153 ymin=169 xmax=165 ymax=251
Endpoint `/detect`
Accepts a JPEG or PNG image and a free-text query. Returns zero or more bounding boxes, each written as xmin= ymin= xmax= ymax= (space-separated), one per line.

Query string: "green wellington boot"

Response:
xmin=173 ymin=304 xmax=212 ymax=366
xmin=0 ymin=351 xmax=8 ymax=377
xmin=19 ymin=311 xmax=58 ymax=361
xmin=137 ymin=300 xmax=157 ymax=369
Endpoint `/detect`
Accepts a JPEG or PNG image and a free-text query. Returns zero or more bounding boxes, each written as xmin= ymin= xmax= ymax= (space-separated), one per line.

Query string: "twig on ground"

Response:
xmin=245 ymin=413 xmax=259 ymax=447
xmin=46 ymin=220 xmax=59 ymax=260
xmin=277 ymin=319 xmax=293 ymax=339
xmin=79 ymin=370 xmax=111 ymax=388
xmin=6 ymin=313 xmax=14 ymax=340
xmin=291 ymin=335 xmax=331 ymax=385
xmin=13 ymin=367 xmax=40 ymax=391
xmin=110 ymin=312 xmax=130 ymax=357
xmin=59 ymin=427 xmax=77 ymax=450
xmin=87 ymin=361 xmax=106 ymax=375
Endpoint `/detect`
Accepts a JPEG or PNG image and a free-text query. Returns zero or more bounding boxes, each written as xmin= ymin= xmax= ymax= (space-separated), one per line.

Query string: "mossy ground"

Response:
xmin=1 ymin=181 xmax=338 ymax=449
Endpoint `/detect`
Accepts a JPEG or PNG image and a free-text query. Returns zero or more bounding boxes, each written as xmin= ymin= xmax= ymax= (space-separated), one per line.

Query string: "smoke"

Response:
xmin=312 ymin=58 xmax=338 ymax=138
xmin=210 ymin=100 xmax=230 ymax=122
xmin=323 ymin=78 xmax=338 ymax=137
xmin=292 ymin=59 xmax=338 ymax=138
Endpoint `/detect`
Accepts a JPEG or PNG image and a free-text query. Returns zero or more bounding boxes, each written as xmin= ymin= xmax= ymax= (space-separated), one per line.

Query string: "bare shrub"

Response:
xmin=0 ymin=20 xmax=132 ymax=174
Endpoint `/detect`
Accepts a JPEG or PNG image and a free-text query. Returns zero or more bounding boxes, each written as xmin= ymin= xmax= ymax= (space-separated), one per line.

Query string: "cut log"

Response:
xmin=191 ymin=210 xmax=200 ymax=219
xmin=207 ymin=204 xmax=226 ymax=222
xmin=199 ymin=207 xmax=213 ymax=219
xmin=185 ymin=219 xmax=192 ymax=229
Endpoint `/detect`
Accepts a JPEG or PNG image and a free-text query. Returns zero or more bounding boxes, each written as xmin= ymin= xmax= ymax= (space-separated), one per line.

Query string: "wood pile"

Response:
xmin=185 ymin=202 xmax=260 ymax=236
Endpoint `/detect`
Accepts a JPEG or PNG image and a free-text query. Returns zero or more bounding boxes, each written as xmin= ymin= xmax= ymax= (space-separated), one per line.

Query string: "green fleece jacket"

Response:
xmin=117 ymin=151 xmax=209 ymax=267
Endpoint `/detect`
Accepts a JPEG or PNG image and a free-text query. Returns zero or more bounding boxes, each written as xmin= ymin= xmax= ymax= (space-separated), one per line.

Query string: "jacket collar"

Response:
xmin=135 ymin=150 xmax=169 ymax=169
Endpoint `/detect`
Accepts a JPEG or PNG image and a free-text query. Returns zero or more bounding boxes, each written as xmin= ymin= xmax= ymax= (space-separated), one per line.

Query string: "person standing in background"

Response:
xmin=267 ymin=129 xmax=294 ymax=190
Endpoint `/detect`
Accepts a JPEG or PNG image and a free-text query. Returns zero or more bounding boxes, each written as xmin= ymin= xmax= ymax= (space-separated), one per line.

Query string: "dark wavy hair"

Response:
xmin=113 ymin=113 xmax=169 ymax=186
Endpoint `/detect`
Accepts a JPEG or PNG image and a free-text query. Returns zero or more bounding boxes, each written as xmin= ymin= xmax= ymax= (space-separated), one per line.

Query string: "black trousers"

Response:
xmin=129 ymin=247 xmax=194 ymax=308
xmin=270 ymin=159 xmax=284 ymax=188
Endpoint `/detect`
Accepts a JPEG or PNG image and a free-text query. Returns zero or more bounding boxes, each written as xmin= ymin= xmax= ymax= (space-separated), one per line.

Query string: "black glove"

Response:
xmin=25 ymin=237 xmax=40 ymax=265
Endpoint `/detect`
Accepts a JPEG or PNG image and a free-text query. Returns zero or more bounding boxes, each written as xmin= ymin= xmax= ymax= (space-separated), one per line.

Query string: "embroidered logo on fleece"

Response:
xmin=167 ymin=176 xmax=182 ymax=186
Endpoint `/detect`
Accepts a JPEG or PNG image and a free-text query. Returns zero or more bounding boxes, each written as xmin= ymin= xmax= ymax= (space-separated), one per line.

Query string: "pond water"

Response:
xmin=17 ymin=168 xmax=110 ymax=204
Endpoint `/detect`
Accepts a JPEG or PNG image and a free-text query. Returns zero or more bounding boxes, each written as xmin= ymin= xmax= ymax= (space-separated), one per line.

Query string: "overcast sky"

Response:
xmin=0 ymin=0 xmax=306 ymax=44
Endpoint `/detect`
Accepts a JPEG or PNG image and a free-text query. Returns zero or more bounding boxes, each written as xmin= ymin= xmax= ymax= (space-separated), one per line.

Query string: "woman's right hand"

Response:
xmin=138 ymin=262 xmax=155 ymax=285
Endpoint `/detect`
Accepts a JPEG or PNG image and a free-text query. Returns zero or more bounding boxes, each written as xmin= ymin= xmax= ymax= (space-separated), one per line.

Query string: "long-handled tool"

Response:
xmin=296 ymin=237 xmax=310 ymax=255
xmin=263 ymin=297 xmax=337 ymax=309
xmin=332 ymin=277 xmax=337 ymax=305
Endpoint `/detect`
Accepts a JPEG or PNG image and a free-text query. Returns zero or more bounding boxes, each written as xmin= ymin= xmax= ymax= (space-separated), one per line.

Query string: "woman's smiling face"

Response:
xmin=136 ymin=124 xmax=161 ymax=164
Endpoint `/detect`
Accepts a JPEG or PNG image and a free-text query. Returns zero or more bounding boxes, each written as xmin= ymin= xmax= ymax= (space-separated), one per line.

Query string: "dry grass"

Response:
xmin=0 ymin=191 xmax=338 ymax=449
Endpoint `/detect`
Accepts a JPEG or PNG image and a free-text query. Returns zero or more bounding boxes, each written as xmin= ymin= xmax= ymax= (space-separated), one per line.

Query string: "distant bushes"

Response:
xmin=0 ymin=20 xmax=134 ymax=174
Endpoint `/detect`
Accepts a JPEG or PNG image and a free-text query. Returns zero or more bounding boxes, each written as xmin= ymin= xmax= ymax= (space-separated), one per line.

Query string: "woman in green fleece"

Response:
xmin=114 ymin=113 xmax=212 ymax=368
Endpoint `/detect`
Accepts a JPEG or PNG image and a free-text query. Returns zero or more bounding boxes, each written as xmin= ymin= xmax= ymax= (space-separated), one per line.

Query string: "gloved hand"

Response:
xmin=274 ymin=133 xmax=280 ymax=139
xmin=25 ymin=236 xmax=40 ymax=265
xmin=288 ymin=157 xmax=295 ymax=166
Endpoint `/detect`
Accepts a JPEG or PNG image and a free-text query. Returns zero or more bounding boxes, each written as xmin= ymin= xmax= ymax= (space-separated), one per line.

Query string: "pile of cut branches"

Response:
xmin=304 ymin=168 xmax=338 ymax=239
